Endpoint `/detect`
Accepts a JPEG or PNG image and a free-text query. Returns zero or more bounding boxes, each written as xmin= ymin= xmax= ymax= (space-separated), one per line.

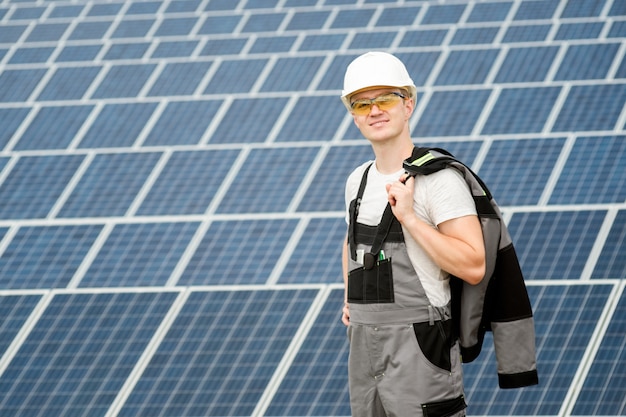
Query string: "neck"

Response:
xmin=371 ymin=137 xmax=414 ymax=174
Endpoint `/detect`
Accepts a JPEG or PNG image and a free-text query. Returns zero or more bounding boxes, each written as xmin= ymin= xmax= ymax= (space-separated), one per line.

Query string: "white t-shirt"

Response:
xmin=344 ymin=160 xmax=477 ymax=307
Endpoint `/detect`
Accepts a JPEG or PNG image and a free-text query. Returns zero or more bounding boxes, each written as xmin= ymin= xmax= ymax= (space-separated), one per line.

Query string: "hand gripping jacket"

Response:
xmin=404 ymin=147 xmax=539 ymax=389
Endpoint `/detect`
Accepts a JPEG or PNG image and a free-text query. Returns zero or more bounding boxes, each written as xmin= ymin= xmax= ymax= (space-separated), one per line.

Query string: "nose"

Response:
xmin=369 ymin=103 xmax=383 ymax=115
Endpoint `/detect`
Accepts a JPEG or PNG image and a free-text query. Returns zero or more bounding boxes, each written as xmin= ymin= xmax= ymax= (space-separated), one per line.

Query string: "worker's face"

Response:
xmin=349 ymin=87 xmax=414 ymax=143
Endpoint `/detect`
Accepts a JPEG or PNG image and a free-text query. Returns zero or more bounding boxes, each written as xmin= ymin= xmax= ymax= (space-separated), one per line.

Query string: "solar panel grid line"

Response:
xmin=0 ymin=223 xmax=18 ymax=259
xmin=471 ymin=87 xmax=501 ymax=136
xmin=23 ymin=64 xmax=56 ymax=103
xmin=560 ymin=281 xmax=625 ymax=417
xmin=136 ymin=59 xmax=165 ymax=98
xmin=483 ymin=46 xmax=509 ymax=84
xmin=541 ymin=82 xmax=569 ymax=133
xmin=82 ymin=61 xmax=112 ymax=100
xmin=104 ymin=288 xmax=189 ymax=417
xmin=199 ymin=96 xmax=234 ymax=145
xmin=125 ymin=150 xmax=172 ymax=216
xmin=264 ymin=94 xmax=298 ymax=143
xmin=1 ymin=108 xmax=36 ymax=152
xmin=579 ymin=208 xmax=619 ymax=281
xmin=265 ymin=217 xmax=310 ymax=286
xmin=600 ymin=0 xmax=619 ymax=19
xmin=251 ymin=284 xmax=332 ymax=417
xmin=164 ymin=220 xmax=212 ymax=287
xmin=46 ymin=152 xmax=93 ymax=219
xmin=250 ymin=53 xmax=277 ymax=93
xmin=537 ymin=134 xmax=575 ymax=206
xmin=0 ymin=291 xmax=52 ymax=378
xmin=132 ymin=99 xmax=168 ymax=147
xmin=606 ymin=40 xmax=626 ymax=80
xmin=65 ymin=222 xmax=115 ymax=289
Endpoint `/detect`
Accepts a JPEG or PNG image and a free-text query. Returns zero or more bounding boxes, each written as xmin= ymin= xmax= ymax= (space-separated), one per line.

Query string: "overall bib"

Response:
xmin=347 ymin=164 xmax=466 ymax=417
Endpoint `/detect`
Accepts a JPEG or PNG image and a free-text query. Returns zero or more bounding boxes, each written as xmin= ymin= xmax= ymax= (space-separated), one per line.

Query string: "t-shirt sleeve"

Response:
xmin=424 ymin=168 xmax=477 ymax=227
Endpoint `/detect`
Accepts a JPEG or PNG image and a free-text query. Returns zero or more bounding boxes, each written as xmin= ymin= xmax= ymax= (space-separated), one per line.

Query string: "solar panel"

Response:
xmin=118 ymin=289 xmax=318 ymax=417
xmin=0 ymin=0 xmax=624 ymax=415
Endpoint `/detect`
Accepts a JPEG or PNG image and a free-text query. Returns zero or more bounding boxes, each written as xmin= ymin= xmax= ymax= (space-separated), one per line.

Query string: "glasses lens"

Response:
xmin=351 ymin=93 xmax=403 ymax=115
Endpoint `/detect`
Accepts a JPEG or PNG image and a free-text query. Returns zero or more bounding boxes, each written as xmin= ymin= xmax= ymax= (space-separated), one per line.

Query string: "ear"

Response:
xmin=404 ymin=97 xmax=415 ymax=121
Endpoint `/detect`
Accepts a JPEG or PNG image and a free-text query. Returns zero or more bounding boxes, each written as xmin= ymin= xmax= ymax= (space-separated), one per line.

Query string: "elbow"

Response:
xmin=464 ymin=259 xmax=486 ymax=286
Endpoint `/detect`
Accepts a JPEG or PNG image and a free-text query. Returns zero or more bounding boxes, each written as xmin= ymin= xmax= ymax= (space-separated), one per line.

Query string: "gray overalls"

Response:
xmin=347 ymin=164 xmax=466 ymax=417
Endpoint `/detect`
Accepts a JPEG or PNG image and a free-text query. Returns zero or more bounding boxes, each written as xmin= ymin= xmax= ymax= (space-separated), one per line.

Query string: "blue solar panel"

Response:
xmin=9 ymin=46 xmax=54 ymax=64
xmin=467 ymin=2 xmax=512 ymax=22
xmin=561 ymin=0 xmax=606 ymax=18
xmin=298 ymin=145 xmax=373 ymax=212
xmin=377 ymin=6 xmax=421 ymax=26
xmin=278 ymin=218 xmax=346 ymax=284
xmin=142 ymin=100 xmax=222 ymax=146
xmin=464 ymin=284 xmax=614 ymax=415
xmin=554 ymin=43 xmax=620 ymax=80
xmin=331 ymin=8 xmax=376 ymax=28
xmin=137 ymin=149 xmax=240 ymax=215
xmin=111 ymin=19 xmax=155 ymax=38
xmin=80 ymin=222 xmax=199 ymax=287
xmin=118 ymin=289 xmax=318 ymax=417
xmin=495 ymin=46 xmax=559 ymax=82
xmin=15 ymin=105 xmax=94 ymax=150
xmin=265 ymin=288 xmax=350 ymax=416
xmin=251 ymin=35 xmax=297 ymax=53
xmin=0 ymin=0 xmax=624 ymax=414
xmin=69 ymin=20 xmax=111 ymax=40
xmin=0 ymin=291 xmax=178 ymax=417
xmin=151 ymin=41 xmax=199 ymax=58
xmin=0 ymin=155 xmax=84 ymax=219
xmin=573 ymin=287 xmax=626 ymax=414
xmin=179 ymin=219 xmax=299 ymax=285
xmin=104 ymin=42 xmax=150 ymax=61
xmin=478 ymin=138 xmax=565 ymax=206
xmin=483 ymin=87 xmax=561 ymax=133
xmin=422 ymin=4 xmax=466 ymax=24
xmin=154 ymin=17 xmax=197 ymax=36
xmin=277 ymin=95 xmax=346 ymax=142
xmin=0 ymin=68 xmax=47 ymax=102
xmin=435 ymin=49 xmax=500 ymax=85
xmin=0 ymin=225 xmax=102 ymax=289
xmin=91 ymin=64 xmax=157 ymax=99
xmin=502 ymin=23 xmax=552 ymax=42
xmin=0 ymin=108 xmax=30 ymax=148
xmin=414 ymin=89 xmax=492 ymax=136
xmin=57 ymin=152 xmax=162 ymax=218
xmin=211 ymin=98 xmax=288 ymax=144
xmin=204 ymin=58 xmax=268 ymax=94
xmin=79 ymin=103 xmax=158 ymax=148
xmin=56 ymin=44 xmax=102 ymax=62
xmin=216 ymin=146 xmax=319 ymax=214
xmin=549 ymin=136 xmax=626 ymax=204
xmin=554 ymin=22 xmax=604 ymax=40
xmin=552 ymin=84 xmax=626 ymax=132
xmin=260 ymin=56 xmax=325 ymax=92
xmin=147 ymin=62 xmax=212 ymax=96
xmin=0 ymin=295 xmax=41 ymax=356
xmin=450 ymin=27 xmax=499 ymax=45
xmin=592 ymin=210 xmax=626 ymax=279
xmin=508 ymin=210 xmax=607 ymax=279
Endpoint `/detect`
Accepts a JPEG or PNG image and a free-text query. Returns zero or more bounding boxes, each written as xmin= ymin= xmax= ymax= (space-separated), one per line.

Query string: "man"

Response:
xmin=341 ymin=51 xmax=486 ymax=417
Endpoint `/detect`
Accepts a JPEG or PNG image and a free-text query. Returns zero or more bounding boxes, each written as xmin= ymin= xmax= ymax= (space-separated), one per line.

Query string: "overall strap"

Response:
xmin=349 ymin=163 xmax=399 ymax=270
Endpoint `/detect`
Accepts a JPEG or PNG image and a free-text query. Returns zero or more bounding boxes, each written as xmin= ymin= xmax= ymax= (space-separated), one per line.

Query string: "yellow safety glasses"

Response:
xmin=350 ymin=92 xmax=406 ymax=116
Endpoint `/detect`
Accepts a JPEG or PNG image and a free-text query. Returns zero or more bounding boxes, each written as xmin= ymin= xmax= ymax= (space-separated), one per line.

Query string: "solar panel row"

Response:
xmin=0 ymin=0 xmax=624 ymax=415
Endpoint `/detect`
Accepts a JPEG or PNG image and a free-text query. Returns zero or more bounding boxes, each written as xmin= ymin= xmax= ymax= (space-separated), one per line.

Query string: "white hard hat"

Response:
xmin=341 ymin=51 xmax=417 ymax=111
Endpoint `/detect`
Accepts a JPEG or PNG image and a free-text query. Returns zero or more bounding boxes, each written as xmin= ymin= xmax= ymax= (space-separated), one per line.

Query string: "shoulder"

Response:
xmin=415 ymin=167 xmax=476 ymax=225
xmin=346 ymin=160 xmax=374 ymax=190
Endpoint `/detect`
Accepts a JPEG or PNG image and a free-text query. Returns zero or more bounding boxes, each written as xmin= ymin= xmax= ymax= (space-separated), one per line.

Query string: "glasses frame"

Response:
xmin=350 ymin=92 xmax=407 ymax=116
